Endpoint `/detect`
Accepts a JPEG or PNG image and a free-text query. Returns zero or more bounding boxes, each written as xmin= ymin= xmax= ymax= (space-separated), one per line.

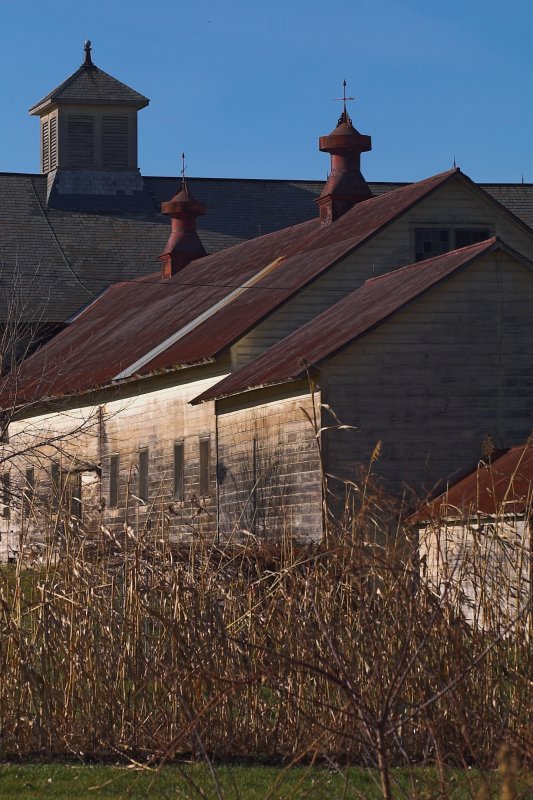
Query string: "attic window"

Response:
xmin=455 ymin=229 xmax=491 ymax=248
xmin=68 ymin=115 xmax=94 ymax=168
xmin=414 ymin=229 xmax=449 ymax=262
xmin=103 ymin=116 xmax=129 ymax=169
xmin=414 ymin=227 xmax=491 ymax=262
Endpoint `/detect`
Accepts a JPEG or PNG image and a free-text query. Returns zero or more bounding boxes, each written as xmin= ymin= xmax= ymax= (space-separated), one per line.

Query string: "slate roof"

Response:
xmin=29 ymin=63 xmax=149 ymax=113
xmin=0 ymin=173 xmax=166 ymax=322
xmin=3 ymin=168 xmax=486 ymax=405
xmin=2 ymin=169 xmax=533 ymax=327
xmin=193 ymin=237 xmax=526 ymax=404
xmin=409 ymin=442 xmax=533 ymax=520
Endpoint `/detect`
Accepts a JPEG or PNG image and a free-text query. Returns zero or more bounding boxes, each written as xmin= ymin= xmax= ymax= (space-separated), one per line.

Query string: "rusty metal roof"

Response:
xmin=193 ymin=237 xmax=526 ymax=404
xmin=409 ymin=442 xmax=533 ymax=520
xmin=3 ymin=168 xmax=477 ymax=405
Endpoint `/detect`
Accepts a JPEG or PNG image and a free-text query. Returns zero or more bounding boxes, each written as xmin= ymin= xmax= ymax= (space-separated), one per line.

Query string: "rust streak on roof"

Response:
xmin=2 ymin=169 xmax=462 ymax=406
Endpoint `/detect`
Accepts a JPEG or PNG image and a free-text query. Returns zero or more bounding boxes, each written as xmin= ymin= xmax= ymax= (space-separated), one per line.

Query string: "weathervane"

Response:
xmin=334 ymin=80 xmax=355 ymax=125
xmin=180 ymin=152 xmax=187 ymax=190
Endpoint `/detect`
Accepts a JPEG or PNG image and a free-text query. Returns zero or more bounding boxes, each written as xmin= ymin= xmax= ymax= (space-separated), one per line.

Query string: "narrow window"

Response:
xmin=109 ymin=454 xmax=119 ymax=509
xmin=2 ymin=473 xmax=10 ymax=519
xmin=138 ymin=448 xmax=149 ymax=503
xmin=65 ymin=472 xmax=82 ymax=520
xmin=49 ymin=117 xmax=58 ymax=169
xmin=24 ymin=468 xmax=35 ymax=514
xmin=173 ymin=441 xmax=184 ymax=500
xmin=67 ymin=115 xmax=94 ymax=168
xmin=0 ymin=413 xmax=8 ymax=443
xmin=42 ymin=120 xmax=50 ymax=173
xmin=102 ymin=116 xmax=129 ymax=168
xmin=51 ymin=462 xmax=61 ymax=509
xmin=199 ymin=437 xmax=211 ymax=497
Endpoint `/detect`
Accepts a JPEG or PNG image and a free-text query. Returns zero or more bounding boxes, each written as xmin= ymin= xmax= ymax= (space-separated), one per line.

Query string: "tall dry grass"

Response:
xmin=0 ymin=475 xmax=530 ymax=800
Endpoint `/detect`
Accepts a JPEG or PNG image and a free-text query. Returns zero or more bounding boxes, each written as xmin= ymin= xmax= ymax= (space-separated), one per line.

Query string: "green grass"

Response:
xmin=0 ymin=763 xmax=531 ymax=799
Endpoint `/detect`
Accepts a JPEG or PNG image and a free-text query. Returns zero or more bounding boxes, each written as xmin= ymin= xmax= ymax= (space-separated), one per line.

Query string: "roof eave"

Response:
xmin=29 ymin=96 xmax=149 ymax=115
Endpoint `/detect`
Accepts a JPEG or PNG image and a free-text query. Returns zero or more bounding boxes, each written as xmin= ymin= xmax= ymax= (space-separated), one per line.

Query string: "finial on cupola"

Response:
xmin=83 ymin=39 xmax=94 ymax=67
xmin=316 ymin=80 xmax=372 ymax=225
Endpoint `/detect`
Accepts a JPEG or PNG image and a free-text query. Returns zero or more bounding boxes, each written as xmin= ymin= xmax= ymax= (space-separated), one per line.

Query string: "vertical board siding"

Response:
xmin=322 ymin=252 xmax=533 ymax=502
xmin=217 ymin=392 xmax=322 ymax=540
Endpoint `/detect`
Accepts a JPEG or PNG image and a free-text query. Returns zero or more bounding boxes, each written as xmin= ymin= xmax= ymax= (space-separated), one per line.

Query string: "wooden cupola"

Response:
xmin=28 ymin=41 xmax=149 ymax=174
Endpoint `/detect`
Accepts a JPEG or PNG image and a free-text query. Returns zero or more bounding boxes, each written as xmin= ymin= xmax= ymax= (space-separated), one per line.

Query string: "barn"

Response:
xmin=2 ymin=57 xmax=533 ymax=554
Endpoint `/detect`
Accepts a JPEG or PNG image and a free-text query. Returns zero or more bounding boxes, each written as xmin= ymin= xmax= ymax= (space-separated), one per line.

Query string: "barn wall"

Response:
xmin=101 ymin=368 xmax=224 ymax=538
xmin=418 ymin=517 xmax=531 ymax=627
xmin=231 ymin=178 xmax=533 ymax=369
xmin=0 ymin=363 xmax=229 ymax=560
xmin=0 ymin=406 xmax=102 ymax=561
xmin=216 ymin=387 xmax=322 ymax=540
xmin=321 ymin=251 xmax=533 ymax=502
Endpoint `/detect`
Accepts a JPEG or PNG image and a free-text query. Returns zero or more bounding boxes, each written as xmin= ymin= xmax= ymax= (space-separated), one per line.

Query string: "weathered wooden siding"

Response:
xmin=418 ymin=517 xmax=531 ymax=627
xmin=101 ymin=367 xmax=225 ymax=538
xmin=216 ymin=387 xmax=322 ymax=540
xmin=321 ymin=251 xmax=533 ymax=502
xmin=0 ymin=406 xmax=102 ymax=561
xmin=0 ymin=363 xmax=229 ymax=559
xmin=231 ymin=178 xmax=533 ymax=369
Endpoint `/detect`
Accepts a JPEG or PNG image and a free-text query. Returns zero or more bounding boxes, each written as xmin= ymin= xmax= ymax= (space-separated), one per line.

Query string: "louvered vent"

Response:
xmin=49 ymin=117 xmax=58 ymax=169
xmin=42 ymin=120 xmax=50 ymax=173
xmin=67 ymin=115 xmax=94 ymax=168
xmin=103 ymin=116 xmax=129 ymax=168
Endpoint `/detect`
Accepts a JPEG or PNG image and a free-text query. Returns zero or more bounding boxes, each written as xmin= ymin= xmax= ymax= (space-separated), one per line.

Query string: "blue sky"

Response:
xmin=1 ymin=0 xmax=531 ymax=182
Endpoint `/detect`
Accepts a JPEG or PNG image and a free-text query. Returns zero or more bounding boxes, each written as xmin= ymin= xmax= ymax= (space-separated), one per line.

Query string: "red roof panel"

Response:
xmin=409 ymin=442 xmax=533 ymax=519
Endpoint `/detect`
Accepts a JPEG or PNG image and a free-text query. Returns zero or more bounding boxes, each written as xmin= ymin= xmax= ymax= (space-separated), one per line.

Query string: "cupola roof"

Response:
xmin=29 ymin=41 xmax=149 ymax=116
